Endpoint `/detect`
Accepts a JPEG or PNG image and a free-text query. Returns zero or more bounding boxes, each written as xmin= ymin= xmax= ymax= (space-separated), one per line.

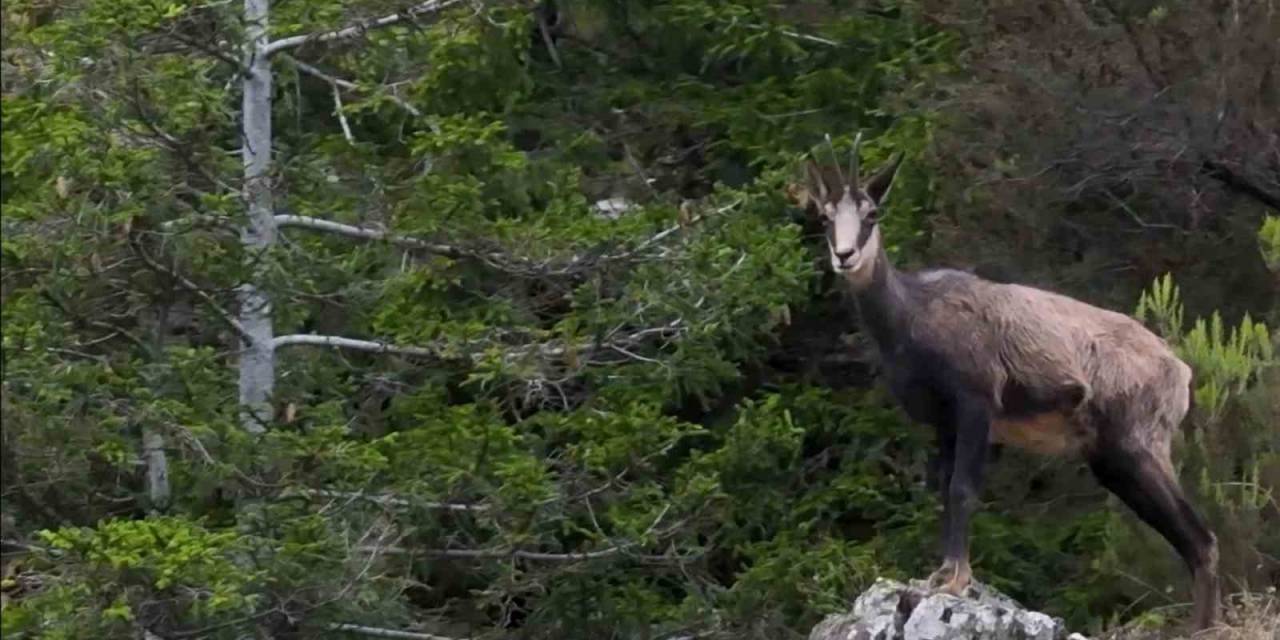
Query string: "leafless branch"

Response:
xmin=273 ymin=334 xmax=441 ymax=357
xmin=164 ymin=30 xmax=246 ymax=72
xmin=369 ymin=505 xmax=700 ymax=563
xmin=264 ymin=0 xmax=466 ymax=56
xmin=536 ymin=10 xmax=562 ymax=69
xmin=427 ymin=546 xmax=628 ymax=561
xmin=274 ymin=214 xmax=463 ymax=255
xmin=326 ymin=623 xmax=466 ymax=640
xmin=778 ymin=28 xmax=838 ymax=47
xmin=44 ymin=347 xmax=109 ymax=364
xmin=271 ymin=320 xmax=683 ymax=365
xmin=159 ymin=214 xmax=236 ymax=232
xmin=276 ymin=197 xmax=738 ymax=277
xmin=1103 ymin=190 xmax=1183 ymax=231
xmin=369 ymin=545 xmax=702 ymax=564
xmin=623 ymin=142 xmax=659 ymax=198
xmin=129 ymin=235 xmax=254 ymax=345
xmin=284 ymin=488 xmax=490 ymax=512
xmin=332 ymin=84 xmax=355 ymax=143
xmin=284 ymin=55 xmax=423 ymax=118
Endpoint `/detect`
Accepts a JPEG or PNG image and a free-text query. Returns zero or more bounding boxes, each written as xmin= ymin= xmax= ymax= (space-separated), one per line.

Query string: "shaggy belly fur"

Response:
xmin=991 ymin=412 xmax=1091 ymax=455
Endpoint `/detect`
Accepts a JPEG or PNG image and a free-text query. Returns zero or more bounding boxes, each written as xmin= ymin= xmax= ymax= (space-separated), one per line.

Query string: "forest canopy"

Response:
xmin=1 ymin=1 xmax=1276 ymax=638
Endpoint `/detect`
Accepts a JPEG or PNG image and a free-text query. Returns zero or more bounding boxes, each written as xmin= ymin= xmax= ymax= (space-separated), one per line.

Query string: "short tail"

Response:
xmin=1186 ymin=367 xmax=1196 ymax=415
xmin=1172 ymin=358 xmax=1195 ymax=423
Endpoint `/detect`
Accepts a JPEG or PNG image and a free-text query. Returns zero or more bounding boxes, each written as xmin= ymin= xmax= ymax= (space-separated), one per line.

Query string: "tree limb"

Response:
xmin=776 ymin=27 xmax=838 ymax=47
xmin=284 ymin=55 xmax=423 ymax=117
xmin=738 ymin=23 xmax=837 ymax=47
xmin=369 ymin=545 xmax=701 ymax=563
xmin=276 ymin=198 xmax=738 ymax=277
xmin=536 ymin=10 xmax=562 ymax=69
xmin=431 ymin=546 xmax=619 ymax=560
xmin=274 ymin=214 xmax=463 ymax=255
xmin=326 ymin=624 xmax=465 ymax=640
xmin=272 ymin=322 xmax=683 ymax=366
xmin=1201 ymin=160 xmax=1280 ymax=211
xmin=163 ymin=30 xmax=247 ymax=72
xmin=264 ymin=0 xmax=466 ymax=56
xmin=129 ymin=235 xmax=255 ymax=345
xmin=273 ymin=334 xmax=442 ymax=357
xmin=283 ymin=488 xmax=490 ymax=512
xmin=332 ymin=83 xmax=355 ymax=144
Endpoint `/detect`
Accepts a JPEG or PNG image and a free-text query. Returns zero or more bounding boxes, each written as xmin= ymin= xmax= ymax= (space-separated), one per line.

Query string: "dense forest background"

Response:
xmin=2 ymin=1 xmax=1277 ymax=638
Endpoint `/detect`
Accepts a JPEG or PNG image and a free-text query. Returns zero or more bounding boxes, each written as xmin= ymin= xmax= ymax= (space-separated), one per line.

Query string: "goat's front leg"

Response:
xmin=927 ymin=422 xmax=957 ymax=547
xmin=927 ymin=396 xmax=990 ymax=597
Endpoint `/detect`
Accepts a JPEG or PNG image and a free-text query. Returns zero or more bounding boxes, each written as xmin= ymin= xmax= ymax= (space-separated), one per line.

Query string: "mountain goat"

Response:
xmin=794 ymin=142 xmax=1219 ymax=630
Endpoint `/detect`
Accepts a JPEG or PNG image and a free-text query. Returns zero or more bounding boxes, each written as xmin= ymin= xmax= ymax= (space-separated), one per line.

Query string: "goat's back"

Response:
xmin=904 ymin=270 xmax=1192 ymax=448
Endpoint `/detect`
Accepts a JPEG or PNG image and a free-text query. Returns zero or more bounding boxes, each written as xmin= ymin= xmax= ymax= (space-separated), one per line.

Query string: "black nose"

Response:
xmin=834 ymin=248 xmax=855 ymax=263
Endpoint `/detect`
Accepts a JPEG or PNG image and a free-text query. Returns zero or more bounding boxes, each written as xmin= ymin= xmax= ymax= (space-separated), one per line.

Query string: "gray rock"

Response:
xmin=594 ymin=197 xmax=634 ymax=220
xmin=810 ymin=578 xmax=1082 ymax=640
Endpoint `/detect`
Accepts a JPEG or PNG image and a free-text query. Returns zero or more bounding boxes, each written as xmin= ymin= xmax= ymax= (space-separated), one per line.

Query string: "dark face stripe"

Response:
xmin=856 ymin=219 xmax=875 ymax=248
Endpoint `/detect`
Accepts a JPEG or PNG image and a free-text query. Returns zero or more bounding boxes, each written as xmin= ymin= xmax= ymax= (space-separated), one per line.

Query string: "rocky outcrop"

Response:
xmin=811 ymin=578 xmax=1087 ymax=640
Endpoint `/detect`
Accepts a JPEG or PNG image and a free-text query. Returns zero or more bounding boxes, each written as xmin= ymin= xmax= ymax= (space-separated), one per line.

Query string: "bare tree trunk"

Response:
xmin=239 ymin=0 xmax=275 ymax=434
xmin=142 ymin=426 xmax=171 ymax=510
xmin=232 ymin=0 xmax=468 ymax=433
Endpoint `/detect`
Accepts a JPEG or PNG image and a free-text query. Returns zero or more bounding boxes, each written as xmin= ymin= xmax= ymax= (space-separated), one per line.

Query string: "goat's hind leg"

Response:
xmin=1087 ymin=444 xmax=1220 ymax=631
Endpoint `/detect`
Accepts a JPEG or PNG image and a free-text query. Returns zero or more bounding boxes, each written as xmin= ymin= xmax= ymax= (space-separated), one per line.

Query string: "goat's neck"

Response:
xmin=848 ymin=249 xmax=911 ymax=350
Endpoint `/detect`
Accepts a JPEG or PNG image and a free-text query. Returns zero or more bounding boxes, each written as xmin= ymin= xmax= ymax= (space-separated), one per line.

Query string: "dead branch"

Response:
xmin=275 ymin=197 xmax=738 ymax=277
xmin=332 ymin=84 xmax=355 ymax=143
xmin=272 ymin=334 xmax=441 ymax=357
xmin=163 ymin=30 xmax=246 ymax=72
xmin=283 ymin=488 xmax=490 ymax=512
xmin=270 ymin=320 xmax=682 ymax=364
xmin=326 ymin=623 xmax=465 ymax=640
xmin=535 ymin=8 xmax=562 ymax=69
xmin=283 ymin=55 xmax=423 ymax=117
xmin=427 ymin=546 xmax=627 ymax=561
xmin=367 ymin=545 xmax=703 ymax=564
xmin=264 ymin=0 xmax=466 ymax=56
xmin=274 ymin=214 xmax=464 ymax=255
xmin=129 ymin=234 xmax=254 ymax=345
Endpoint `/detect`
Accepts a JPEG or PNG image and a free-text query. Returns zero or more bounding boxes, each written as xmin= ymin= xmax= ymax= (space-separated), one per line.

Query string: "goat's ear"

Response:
xmin=784 ymin=181 xmax=811 ymax=210
xmin=865 ymin=153 xmax=903 ymax=205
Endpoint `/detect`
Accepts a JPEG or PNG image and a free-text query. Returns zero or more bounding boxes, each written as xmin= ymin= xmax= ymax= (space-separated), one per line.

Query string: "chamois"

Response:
xmin=795 ymin=140 xmax=1220 ymax=631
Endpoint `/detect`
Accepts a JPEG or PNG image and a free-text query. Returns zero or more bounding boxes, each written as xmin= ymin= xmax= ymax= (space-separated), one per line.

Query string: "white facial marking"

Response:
xmin=828 ymin=193 xmax=872 ymax=269
xmin=826 ymin=194 xmax=880 ymax=289
xmin=831 ymin=197 xmax=860 ymax=262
